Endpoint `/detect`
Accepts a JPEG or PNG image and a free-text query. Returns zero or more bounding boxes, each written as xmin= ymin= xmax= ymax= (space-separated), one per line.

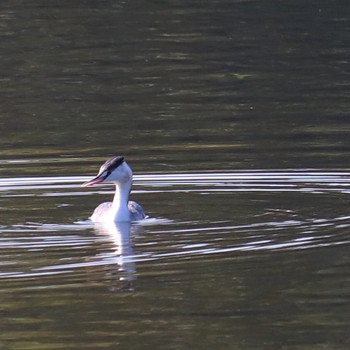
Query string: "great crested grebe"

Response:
xmin=82 ymin=156 xmax=146 ymax=223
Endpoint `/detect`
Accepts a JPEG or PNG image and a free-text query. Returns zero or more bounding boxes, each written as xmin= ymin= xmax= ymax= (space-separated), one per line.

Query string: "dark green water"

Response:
xmin=0 ymin=1 xmax=350 ymax=349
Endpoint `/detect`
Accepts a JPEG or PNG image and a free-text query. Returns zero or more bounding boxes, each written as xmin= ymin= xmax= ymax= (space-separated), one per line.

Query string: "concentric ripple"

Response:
xmin=1 ymin=170 xmax=350 ymax=282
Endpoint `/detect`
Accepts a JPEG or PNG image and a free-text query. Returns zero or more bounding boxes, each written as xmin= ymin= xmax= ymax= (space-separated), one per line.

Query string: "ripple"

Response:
xmin=1 ymin=170 xmax=350 ymax=196
xmin=1 ymin=214 xmax=349 ymax=282
xmin=1 ymin=170 xmax=350 ymax=282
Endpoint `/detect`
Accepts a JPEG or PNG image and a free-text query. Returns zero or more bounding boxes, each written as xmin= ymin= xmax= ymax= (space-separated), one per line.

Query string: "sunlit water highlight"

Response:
xmin=1 ymin=171 xmax=350 ymax=283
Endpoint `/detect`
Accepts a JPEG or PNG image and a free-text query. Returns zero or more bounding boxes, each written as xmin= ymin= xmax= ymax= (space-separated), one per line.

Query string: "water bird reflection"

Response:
xmin=91 ymin=221 xmax=138 ymax=291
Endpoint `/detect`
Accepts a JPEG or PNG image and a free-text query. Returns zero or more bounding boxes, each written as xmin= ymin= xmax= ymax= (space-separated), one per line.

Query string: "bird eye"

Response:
xmin=98 ymin=169 xmax=110 ymax=179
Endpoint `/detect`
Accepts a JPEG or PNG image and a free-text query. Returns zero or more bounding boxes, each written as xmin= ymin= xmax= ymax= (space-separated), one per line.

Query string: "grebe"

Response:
xmin=82 ymin=156 xmax=146 ymax=223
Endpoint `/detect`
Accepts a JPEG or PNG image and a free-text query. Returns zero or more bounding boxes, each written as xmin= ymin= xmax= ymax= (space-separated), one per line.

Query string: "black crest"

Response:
xmin=101 ymin=155 xmax=125 ymax=173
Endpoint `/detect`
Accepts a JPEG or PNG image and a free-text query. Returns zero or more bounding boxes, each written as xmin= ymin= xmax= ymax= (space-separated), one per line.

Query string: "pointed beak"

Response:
xmin=81 ymin=173 xmax=106 ymax=187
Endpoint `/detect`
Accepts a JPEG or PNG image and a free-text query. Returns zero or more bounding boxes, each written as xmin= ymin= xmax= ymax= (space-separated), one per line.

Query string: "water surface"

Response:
xmin=0 ymin=0 xmax=350 ymax=349
xmin=1 ymin=171 xmax=350 ymax=349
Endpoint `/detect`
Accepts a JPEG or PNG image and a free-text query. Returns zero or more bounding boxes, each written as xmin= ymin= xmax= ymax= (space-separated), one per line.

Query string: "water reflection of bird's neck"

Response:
xmin=105 ymin=221 xmax=133 ymax=256
xmin=96 ymin=221 xmax=136 ymax=285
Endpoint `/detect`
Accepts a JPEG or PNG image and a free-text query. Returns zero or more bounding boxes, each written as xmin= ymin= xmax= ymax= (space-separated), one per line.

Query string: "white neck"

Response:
xmin=110 ymin=181 xmax=132 ymax=222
